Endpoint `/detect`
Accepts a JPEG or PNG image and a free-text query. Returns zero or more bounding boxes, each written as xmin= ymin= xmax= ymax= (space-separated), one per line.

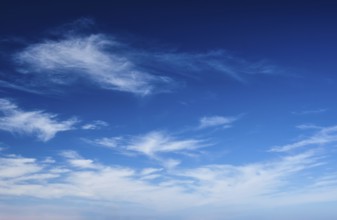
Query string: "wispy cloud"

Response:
xmin=0 ymin=99 xmax=77 ymax=141
xmin=14 ymin=34 xmax=171 ymax=96
xmin=270 ymin=125 xmax=337 ymax=152
xmin=296 ymin=123 xmax=322 ymax=130
xmin=60 ymin=150 xmax=100 ymax=169
xmin=91 ymin=136 xmax=123 ymax=148
xmin=92 ymin=131 xmax=207 ymax=168
xmin=2 ymin=19 xmax=280 ymax=96
xmin=174 ymin=150 xmax=323 ymax=205
xmin=93 ymin=131 xmax=206 ymax=157
xmin=198 ymin=115 xmax=239 ymax=129
xmin=81 ymin=120 xmax=108 ymax=130
xmin=125 ymin=131 xmax=205 ymax=157
xmin=138 ymin=50 xmax=278 ymax=83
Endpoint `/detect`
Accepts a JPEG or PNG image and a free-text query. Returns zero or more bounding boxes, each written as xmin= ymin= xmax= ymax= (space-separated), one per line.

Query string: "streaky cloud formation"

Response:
xmin=94 ymin=131 xmax=206 ymax=156
xmin=125 ymin=131 xmax=205 ymax=157
xmin=0 ymin=98 xmax=77 ymax=141
xmin=136 ymin=50 xmax=277 ymax=83
xmin=4 ymin=19 xmax=279 ymax=96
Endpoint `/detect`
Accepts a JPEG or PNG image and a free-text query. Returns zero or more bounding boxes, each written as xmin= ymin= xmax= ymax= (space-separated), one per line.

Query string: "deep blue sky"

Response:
xmin=1 ymin=1 xmax=337 ymax=220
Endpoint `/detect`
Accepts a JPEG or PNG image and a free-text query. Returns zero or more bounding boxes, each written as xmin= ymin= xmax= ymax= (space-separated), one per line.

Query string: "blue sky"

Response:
xmin=1 ymin=1 xmax=337 ymax=219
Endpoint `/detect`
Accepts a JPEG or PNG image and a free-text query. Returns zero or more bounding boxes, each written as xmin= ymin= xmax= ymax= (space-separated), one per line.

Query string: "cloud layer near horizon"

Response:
xmin=0 ymin=147 xmax=336 ymax=219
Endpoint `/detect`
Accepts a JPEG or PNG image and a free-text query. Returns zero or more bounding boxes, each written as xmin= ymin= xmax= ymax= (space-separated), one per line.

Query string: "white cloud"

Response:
xmin=92 ymin=131 xmax=205 ymax=168
xmin=0 ymin=156 xmax=42 ymax=178
xmin=93 ymin=131 xmax=206 ymax=157
xmin=160 ymin=158 xmax=181 ymax=169
xmin=296 ymin=124 xmax=322 ymax=130
xmin=126 ymin=131 xmax=205 ymax=157
xmin=81 ymin=120 xmax=108 ymax=130
xmin=14 ymin=34 xmax=171 ymax=96
xmin=93 ymin=137 xmax=122 ymax=148
xmin=0 ymin=99 xmax=77 ymax=141
xmin=270 ymin=125 xmax=337 ymax=152
xmin=60 ymin=150 xmax=99 ymax=169
xmin=199 ymin=115 xmax=239 ymax=129
xmin=139 ymin=167 xmax=163 ymax=176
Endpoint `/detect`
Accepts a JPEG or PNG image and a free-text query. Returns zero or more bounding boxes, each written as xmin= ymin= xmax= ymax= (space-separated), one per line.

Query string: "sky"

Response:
xmin=1 ymin=0 xmax=337 ymax=219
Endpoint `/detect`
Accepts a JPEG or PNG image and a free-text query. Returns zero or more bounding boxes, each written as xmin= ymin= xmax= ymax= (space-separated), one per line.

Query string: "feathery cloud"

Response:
xmin=14 ymin=34 xmax=171 ymax=96
xmin=0 ymin=99 xmax=77 ymax=141
xmin=3 ymin=19 xmax=280 ymax=96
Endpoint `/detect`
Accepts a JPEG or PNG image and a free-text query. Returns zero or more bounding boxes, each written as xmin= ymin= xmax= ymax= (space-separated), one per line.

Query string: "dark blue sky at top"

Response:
xmin=2 ymin=0 xmax=337 ymax=59
xmin=1 ymin=0 xmax=337 ymax=81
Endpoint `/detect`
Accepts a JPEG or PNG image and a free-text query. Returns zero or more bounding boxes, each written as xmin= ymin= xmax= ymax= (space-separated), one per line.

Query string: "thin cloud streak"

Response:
xmin=126 ymin=131 xmax=205 ymax=157
xmin=133 ymin=50 xmax=278 ymax=83
xmin=292 ymin=108 xmax=327 ymax=115
xmin=270 ymin=125 xmax=337 ymax=152
xmin=93 ymin=131 xmax=206 ymax=157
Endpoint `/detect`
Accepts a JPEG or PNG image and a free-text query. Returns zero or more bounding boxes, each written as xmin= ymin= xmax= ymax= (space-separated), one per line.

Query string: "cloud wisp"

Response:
xmin=270 ymin=125 xmax=337 ymax=152
xmin=92 ymin=131 xmax=207 ymax=168
xmin=0 ymin=98 xmax=77 ymax=141
xmin=125 ymin=131 xmax=205 ymax=157
xmin=81 ymin=120 xmax=108 ymax=130
xmin=134 ymin=50 xmax=278 ymax=83
xmin=292 ymin=108 xmax=327 ymax=115
xmin=14 ymin=34 xmax=171 ymax=96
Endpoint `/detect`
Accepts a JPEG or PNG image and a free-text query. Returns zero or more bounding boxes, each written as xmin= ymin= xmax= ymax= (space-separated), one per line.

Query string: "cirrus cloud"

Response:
xmin=0 ymin=98 xmax=77 ymax=141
